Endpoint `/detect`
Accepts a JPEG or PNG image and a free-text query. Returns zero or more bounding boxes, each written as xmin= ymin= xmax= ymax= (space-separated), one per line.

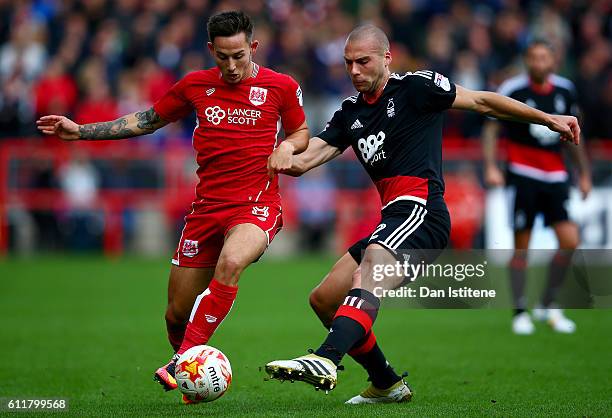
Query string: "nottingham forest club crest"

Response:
xmin=249 ymin=87 xmax=268 ymax=106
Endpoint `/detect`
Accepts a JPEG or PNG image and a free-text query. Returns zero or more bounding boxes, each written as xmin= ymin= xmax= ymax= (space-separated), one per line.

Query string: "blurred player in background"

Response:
xmin=37 ymin=11 xmax=308 ymax=400
xmin=482 ymin=40 xmax=591 ymax=335
xmin=265 ymin=25 xmax=581 ymax=403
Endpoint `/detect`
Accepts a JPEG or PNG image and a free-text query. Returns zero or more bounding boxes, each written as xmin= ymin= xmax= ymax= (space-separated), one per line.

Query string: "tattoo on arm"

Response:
xmin=78 ymin=117 xmax=136 ymax=140
xmin=78 ymin=108 xmax=163 ymax=140
xmin=135 ymin=108 xmax=162 ymax=132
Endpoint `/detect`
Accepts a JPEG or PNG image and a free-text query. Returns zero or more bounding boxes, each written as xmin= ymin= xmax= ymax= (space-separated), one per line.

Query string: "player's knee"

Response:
xmin=559 ymin=236 xmax=579 ymax=250
xmin=215 ymin=254 xmax=244 ymax=284
xmin=556 ymin=224 xmax=579 ymax=250
xmin=308 ymin=287 xmax=326 ymax=313
xmin=309 ymin=288 xmax=335 ymax=326
xmin=165 ymin=303 xmax=188 ymax=326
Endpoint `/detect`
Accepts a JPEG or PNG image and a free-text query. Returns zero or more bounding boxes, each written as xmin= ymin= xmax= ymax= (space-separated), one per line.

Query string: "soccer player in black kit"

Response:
xmin=265 ymin=26 xmax=581 ymax=404
xmin=482 ymin=40 xmax=591 ymax=335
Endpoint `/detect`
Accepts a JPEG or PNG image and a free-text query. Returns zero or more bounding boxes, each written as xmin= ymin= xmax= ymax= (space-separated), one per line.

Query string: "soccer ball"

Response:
xmin=175 ymin=345 xmax=232 ymax=403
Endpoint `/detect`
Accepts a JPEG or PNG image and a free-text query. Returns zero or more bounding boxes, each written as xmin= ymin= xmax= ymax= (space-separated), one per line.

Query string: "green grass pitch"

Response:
xmin=0 ymin=256 xmax=610 ymax=417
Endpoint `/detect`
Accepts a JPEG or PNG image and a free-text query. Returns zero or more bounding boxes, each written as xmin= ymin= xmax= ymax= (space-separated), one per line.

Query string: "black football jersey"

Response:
xmin=497 ymin=74 xmax=578 ymax=182
xmin=318 ymin=70 xmax=456 ymax=208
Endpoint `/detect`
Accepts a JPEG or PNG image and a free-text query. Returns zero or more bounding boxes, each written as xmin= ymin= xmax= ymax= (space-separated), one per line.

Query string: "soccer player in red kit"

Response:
xmin=37 ymin=11 xmax=309 ymax=396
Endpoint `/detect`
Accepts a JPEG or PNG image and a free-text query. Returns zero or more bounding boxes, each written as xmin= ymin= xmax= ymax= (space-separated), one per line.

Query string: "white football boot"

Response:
xmin=534 ymin=307 xmax=576 ymax=334
xmin=345 ymin=379 xmax=413 ymax=404
xmin=512 ymin=312 xmax=535 ymax=335
xmin=265 ymin=353 xmax=337 ymax=392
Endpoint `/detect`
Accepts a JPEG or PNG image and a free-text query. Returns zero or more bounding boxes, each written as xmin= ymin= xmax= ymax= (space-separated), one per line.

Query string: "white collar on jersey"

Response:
xmin=251 ymin=62 xmax=259 ymax=78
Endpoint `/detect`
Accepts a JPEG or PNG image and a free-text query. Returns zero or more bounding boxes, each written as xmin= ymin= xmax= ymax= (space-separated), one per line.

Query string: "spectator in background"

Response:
xmin=424 ymin=15 xmax=454 ymax=75
xmin=0 ymin=16 xmax=46 ymax=82
xmin=28 ymin=157 xmax=61 ymax=250
xmin=0 ymin=8 xmax=46 ymax=139
xmin=33 ymin=58 xmax=78 ymax=119
xmin=59 ymin=151 xmax=102 ymax=251
xmin=296 ymin=166 xmax=336 ymax=252
xmin=575 ymin=40 xmax=611 ymax=139
xmin=467 ymin=21 xmax=497 ymax=83
xmin=89 ymin=19 xmax=124 ymax=87
xmin=74 ymin=59 xmax=118 ymax=126
xmin=451 ymin=51 xmax=486 ymax=138
xmin=137 ymin=58 xmax=176 ymax=105
xmin=596 ymin=74 xmax=612 ymax=139
xmin=0 ymin=69 xmax=34 ymax=138
xmin=490 ymin=10 xmax=526 ymax=70
xmin=52 ymin=13 xmax=87 ymax=73
xmin=0 ymin=0 xmax=609 ymax=143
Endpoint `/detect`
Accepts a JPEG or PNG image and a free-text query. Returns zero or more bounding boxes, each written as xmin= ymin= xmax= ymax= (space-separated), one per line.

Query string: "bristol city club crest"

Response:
xmin=249 ymin=87 xmax=268 ymax=106
xmin=182 ymin=239 xmax=198 ymax=257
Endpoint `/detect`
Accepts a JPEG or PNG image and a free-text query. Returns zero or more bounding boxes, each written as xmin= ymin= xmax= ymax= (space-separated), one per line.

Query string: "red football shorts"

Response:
xmin=172 ymin=201 xmax=283 ymax=268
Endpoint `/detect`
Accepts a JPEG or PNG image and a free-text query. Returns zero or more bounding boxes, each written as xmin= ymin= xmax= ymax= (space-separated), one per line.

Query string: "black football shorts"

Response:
xmin=506 ymin=171 xmax=570 ymax=231
xmin=348 ymin=200 xmax=450 ymax=264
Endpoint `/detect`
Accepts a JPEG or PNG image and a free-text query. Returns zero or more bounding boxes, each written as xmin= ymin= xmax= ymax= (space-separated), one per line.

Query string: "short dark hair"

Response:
xmin=524 ymin=38 xmax=554 ymax=55
xmin=207 ymin=11 xmax=253 ymax=43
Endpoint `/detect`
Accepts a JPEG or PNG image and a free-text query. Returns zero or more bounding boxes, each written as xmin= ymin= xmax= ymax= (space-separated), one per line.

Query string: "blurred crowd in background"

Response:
xmin=0 ymin=0 xmax=611 ymax=253
xmin=1 ymin=0 xmax=611 ymax=140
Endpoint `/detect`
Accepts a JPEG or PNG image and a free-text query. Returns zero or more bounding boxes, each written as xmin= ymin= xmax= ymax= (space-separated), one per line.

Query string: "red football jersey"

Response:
xmin=154 ymin=64 xmax=305 ymax=203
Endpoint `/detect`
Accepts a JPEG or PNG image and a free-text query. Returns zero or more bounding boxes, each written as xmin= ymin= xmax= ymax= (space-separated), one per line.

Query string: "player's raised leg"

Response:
xmin=313 ymin=244 xmax=402 ymax=366
xmin=178 ymin=223 xmax=268 ymax=354
xmin=266 ymin=244 xmax=405 ymax=393
xmin=155 ymin=265 xmax=214 ymax=391
xmin=308 ymin=252 xmax=411 ymax=403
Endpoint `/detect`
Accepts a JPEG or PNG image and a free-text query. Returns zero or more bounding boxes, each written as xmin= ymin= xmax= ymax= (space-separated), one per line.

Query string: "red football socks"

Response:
xmin=177 ymin=279 xmax=238 ymax=355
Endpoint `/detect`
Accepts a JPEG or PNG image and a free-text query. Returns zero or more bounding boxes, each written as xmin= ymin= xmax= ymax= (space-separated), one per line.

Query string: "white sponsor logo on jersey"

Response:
xmin=529 ymin=123 xmax=559 ymax=146
xmin=205 ymin=314 xmax=217 ymax=323
xmin=351 ymin=119 xmax=363 ymax=130
xmin=206 ymin=88 xmax=215 ymax=96
xmin=204 ymin=106 xmax=262 ymax=126
xmin=358 ymin=131 xmax=387 ymax=164
xmin=249 ymin=87 xmax=268 ymax=106
xmin=182 ymin=239 xmax=198 ymax=257
xmin=205 ymin=106 xmax=226 ymax=125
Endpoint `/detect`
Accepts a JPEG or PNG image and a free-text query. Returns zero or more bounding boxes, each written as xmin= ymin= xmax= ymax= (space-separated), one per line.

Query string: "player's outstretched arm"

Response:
xmin=278 ymin=137 xmax=342 ymax=177
xmin=452 ymin=85 xmax=580 ymax=145
xmin=267 ymin=121 xmax=310 ymax=179
xmin=36 ymin=107 xmax=169 ymax=141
